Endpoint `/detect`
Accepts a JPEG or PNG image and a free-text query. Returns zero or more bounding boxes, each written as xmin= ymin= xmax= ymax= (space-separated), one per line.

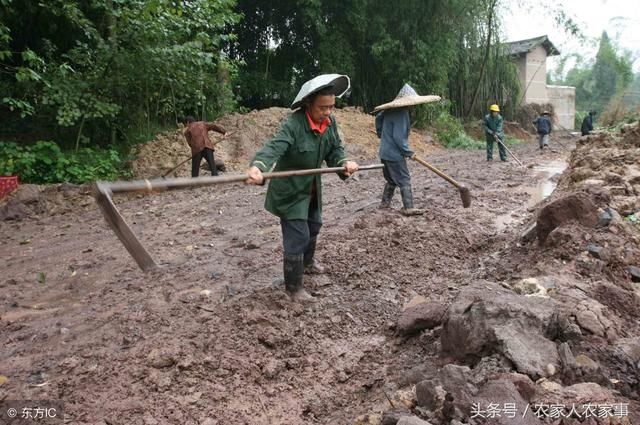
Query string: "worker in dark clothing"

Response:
xmin=533 ymin=111 xmax=552 ymax=151
xmin=581 ymin=110 xmax=596 ymax=136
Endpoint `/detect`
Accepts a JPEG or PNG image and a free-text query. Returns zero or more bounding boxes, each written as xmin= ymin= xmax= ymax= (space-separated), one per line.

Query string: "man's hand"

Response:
xmin=343 ymin=161 xmax=359 ymax=177
xmin=245 ymin=166 xmax=264 ymax=185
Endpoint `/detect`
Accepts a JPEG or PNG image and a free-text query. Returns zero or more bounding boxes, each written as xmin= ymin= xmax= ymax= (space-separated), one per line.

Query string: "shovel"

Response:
xmin=93 ymin=164 xmax=384 ymax=272
xmin=411 ymin=156 xmax=471 ymax=208
xmin=492 ymin=133 xmax=524 ymax=166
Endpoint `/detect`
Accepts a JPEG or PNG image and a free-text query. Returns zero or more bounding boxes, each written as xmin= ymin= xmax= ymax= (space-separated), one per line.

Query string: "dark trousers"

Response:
xmin=280 ymin=198 xmax=322 ymax=258
xmin=382 ymin=159 xmax=411 ymax=188
xmin=486 ymin=134 xmax=506 ymax=161
xmin=192 ymin=148 xmax=217 ymax=177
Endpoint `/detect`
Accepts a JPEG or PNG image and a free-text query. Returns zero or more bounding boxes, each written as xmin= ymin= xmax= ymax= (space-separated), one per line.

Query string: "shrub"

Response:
xmin=0 ymin=141 xmax=129 ymax=184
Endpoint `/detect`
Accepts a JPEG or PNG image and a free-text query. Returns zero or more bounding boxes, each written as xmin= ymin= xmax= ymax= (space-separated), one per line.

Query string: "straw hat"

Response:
xmin=373 ymin=84 xmax=441 ymax=112
xmin=291 ymin=74 xmax=351 ymax=110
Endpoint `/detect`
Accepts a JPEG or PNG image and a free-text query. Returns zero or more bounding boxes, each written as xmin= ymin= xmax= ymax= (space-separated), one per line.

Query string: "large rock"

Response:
xmin=441 ymin=282 xmax=560 ymax=379
xmin=533 ymin=381 xmax=617 ymax=406
xmin=397 ymin=301 xmax=447 ymax=335
xmin=473 ymin=379 xmax=543 ymax=425
xmin=0 ymin=198 xmax=29 ymax=221
xmin=536 ymin=193 xmax=598 ymax=244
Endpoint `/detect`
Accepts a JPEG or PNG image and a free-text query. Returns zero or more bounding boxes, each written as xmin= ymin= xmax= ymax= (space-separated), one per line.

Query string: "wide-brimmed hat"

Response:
xmin=373 ymin=84 xmax=441 ymax=112
xmin=291 ymin=74 xmax=350 ymax=110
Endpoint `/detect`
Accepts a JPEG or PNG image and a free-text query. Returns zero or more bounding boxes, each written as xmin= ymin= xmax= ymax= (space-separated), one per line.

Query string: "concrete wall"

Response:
xmin=523 ymin=46 xmax=548 ymax=104
xmin=547 ymin=85 xmax=576 ymax=130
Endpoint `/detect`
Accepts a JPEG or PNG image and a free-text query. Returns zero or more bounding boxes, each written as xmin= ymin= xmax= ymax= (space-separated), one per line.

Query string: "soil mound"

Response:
xmin=130 ymin=107 xmax=440 ymax=179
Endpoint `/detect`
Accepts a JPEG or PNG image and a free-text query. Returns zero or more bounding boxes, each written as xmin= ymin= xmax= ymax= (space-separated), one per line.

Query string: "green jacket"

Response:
xmin=250 ymin=110 xmax=348 ymax=221
xmin=483 ymin=113 xmax=504 ymax=138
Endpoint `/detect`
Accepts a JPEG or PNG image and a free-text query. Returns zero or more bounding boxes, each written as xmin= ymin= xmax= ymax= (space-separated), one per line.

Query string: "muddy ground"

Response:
xmin=1 ymin=119 xmax=640 ymax=425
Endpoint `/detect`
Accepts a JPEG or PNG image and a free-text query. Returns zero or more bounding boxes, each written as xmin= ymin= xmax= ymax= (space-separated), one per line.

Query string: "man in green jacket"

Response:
xmin=484 ymin=104 xmax=506 ymax=162
xmin=245 ymin=74 xmax=359 ymax=303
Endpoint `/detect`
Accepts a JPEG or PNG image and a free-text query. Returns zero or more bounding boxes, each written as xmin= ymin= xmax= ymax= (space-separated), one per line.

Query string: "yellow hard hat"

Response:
xmin=489 ymin=104 xmax=500 ymax=112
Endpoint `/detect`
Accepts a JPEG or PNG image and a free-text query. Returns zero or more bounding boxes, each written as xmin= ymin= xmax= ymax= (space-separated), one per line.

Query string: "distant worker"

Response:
xmin=533 ymin=110 xmax=552 ymax=152
xmin=184 ymin=116 xmax=227 ymax=177
xmin=374 ymin=84 xmax=439 ymax=216
xmin=484 ymin=104 xmax=506 ymax=162
xmin=581 ymin=110 xmax=596 ymax=136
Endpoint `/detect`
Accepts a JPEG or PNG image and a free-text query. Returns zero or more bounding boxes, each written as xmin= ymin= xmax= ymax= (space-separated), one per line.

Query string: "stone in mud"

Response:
xmin=494 ymin=326 xmax=560 ymax=378
xmin=573 ymin=299 xmax=617 ymax=340
xmin=396 ymin=301 xmax=447 ymax=335
xmin=587 ymin=243 xmax=609 ymax=261
xmin=536 ymin=192 xmax=598 ymax=244
xmin=474 ymin=379 xmax=543 ymax=425
xmin=146 ymin=348 xmax=177 ymax=369
xmin=415 ymin=380 xmax=443 ymax=410
xmin=396 ymin=417 xmax=433 ymax=425
xmin=441 ymin=282 xmax=560 ymax=379
xmin=262 ymin=359 xmax=284 ymax=379
xmin=598 ymin=207 xmax=622 ymax=227
xmin=0 ymin=199 xmax=30 ymax=221
xmin=534 ymin=381 xmax=617 ymax=406
xmin=381 ymin=409 xmax=412 ymax=425
xmin=629 ymin=266 xmax=640 ymax=283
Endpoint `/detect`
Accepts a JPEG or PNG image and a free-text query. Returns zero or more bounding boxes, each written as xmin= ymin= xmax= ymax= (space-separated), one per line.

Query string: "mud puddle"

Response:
xmin=495 ymin=160 xmax=567 ymax=232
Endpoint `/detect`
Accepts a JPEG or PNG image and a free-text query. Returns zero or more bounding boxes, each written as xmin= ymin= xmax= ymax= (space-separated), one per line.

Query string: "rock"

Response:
xmin=494 ymin=325 xmax=560 ymax=378
xmin=536 ymin=193 xmax=598 ymax=244
xmin=629 ymin=266 xmax=640 ymax=283
xmin=415 ymin=380 xmax=445 ymax=410
xmin=575 ymin=354 xmax=599 ymax=372
xmin=558 ymin=342 xmax=577 ymax=370
xmin=146 ymin=348 xmax=177 ymax=369
xmin=200 ymin=419 xmax=218 ymax=425
xmin=396 ymin=417 xmax=433 ymax=425
xmin=0 ymin=199 xmax=30 ymax=221
xmin=512 ymin=278 xmax=547 ymax=297
xmin=14 ymin=184 xmax=41 ymax=204
xmin=573 ymin=299 xmax=617 ymax=340
xmin=534 ymin=381 xmax=616 ymax=405
xmin=441 ymin=281 xmax=560 ymax=379
xmin=403 ymin=295 xmax=428 ymax=310
xmin=520 ymin=222 xmax=537 ymax=243
xmin=612 ymin=337 xmax=640 ymax=367
xmin=598 ymin=207 xmax=622 ymax=227
xmin=474 ymin=379 xmax=540 ymax=425
xmin=587 ymin=243 xmax=609 ymax=261
xmin=499 ymin=372 xmax=537 ymax=401
xmin=396 ymin=302 xmax=447 ymax=335
xmin=262 ymin=359 xmax=284 ymax=379
xmin=381 ymin=409 xmax=412 ymax=425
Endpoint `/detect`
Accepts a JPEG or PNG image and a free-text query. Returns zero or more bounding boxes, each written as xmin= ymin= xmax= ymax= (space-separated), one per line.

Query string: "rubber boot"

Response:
xmin=379 ymin=183 xmax=395 ymax=209
xmin=400 ymin=185 xmax=424 ymax=216
xmin=284 ymin=254 xmax=316 ymax=303
xmin=303 ymin=237 xmax=325 ymax=274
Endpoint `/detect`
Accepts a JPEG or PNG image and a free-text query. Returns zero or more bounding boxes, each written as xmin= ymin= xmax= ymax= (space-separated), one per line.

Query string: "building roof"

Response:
xmin=506 ymin=35 xmax=560 ymax=57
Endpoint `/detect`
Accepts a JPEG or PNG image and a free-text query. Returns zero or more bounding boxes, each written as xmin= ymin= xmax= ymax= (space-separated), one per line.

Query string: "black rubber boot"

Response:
xmin=400 ymin=185 xmax=424 ymax=216
xmin=379 ymin=183 xmax=396 ymax=209
xmin=303 ymin=237 xmax=325 ymax=274
xmin=284 ymin=254 xmax=315 ymax=303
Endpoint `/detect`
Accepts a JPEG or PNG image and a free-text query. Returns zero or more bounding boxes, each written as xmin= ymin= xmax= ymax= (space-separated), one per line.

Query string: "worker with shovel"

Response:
xmin=245 ymin=74 xmax=359 ymax=303
xmin=533 ymin=110 xmax=553 ymax=152
xmin=184 ymin=116 xmax=227 ymax=177
xmin=484 ymin=104 xmax=507 ymax=162
xmin=374 ymin=84 xmax=439 ymax=216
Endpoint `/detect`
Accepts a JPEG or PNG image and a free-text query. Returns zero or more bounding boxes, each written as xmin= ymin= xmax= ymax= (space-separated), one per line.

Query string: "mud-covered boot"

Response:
xmin=400 ymin=185 xmax=425 ymax=216
xmin=379 ymin=183 xmax=396 ymax=209
xmin=303 ymin=237 xmax=325 ymax=274
xmin=284 ymin=254 xmax=316 ymax=303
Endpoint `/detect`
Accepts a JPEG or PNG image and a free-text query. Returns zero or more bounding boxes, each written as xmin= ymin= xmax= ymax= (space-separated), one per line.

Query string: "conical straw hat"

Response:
xmin=373 ymin=84 xmax=441 ymax=112
xmin=291 ymin=74 xmax=350 ymax=110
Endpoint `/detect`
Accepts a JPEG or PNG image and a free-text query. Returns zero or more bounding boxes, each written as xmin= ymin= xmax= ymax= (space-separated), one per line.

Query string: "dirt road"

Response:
xmin=2 ymin=135 xmax=639 ymax=424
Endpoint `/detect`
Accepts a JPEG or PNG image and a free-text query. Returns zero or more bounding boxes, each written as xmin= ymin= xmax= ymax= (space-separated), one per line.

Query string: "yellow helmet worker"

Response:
xmin=484 ymin=104 xmax=505 ymax=161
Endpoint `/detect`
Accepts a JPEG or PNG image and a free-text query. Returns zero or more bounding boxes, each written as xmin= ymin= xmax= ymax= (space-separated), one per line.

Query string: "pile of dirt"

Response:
xmin=0 ymin=183 xmax=93 ymax=220
xmin=514 ymin=102 xmax=557 ymax=132
xmin=130 ymin=106 xmax=439 ymax=179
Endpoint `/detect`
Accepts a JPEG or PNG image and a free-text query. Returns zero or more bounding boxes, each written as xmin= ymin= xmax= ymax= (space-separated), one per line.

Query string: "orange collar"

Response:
xmin=306 ymin=111 xmax=331 ymax=135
